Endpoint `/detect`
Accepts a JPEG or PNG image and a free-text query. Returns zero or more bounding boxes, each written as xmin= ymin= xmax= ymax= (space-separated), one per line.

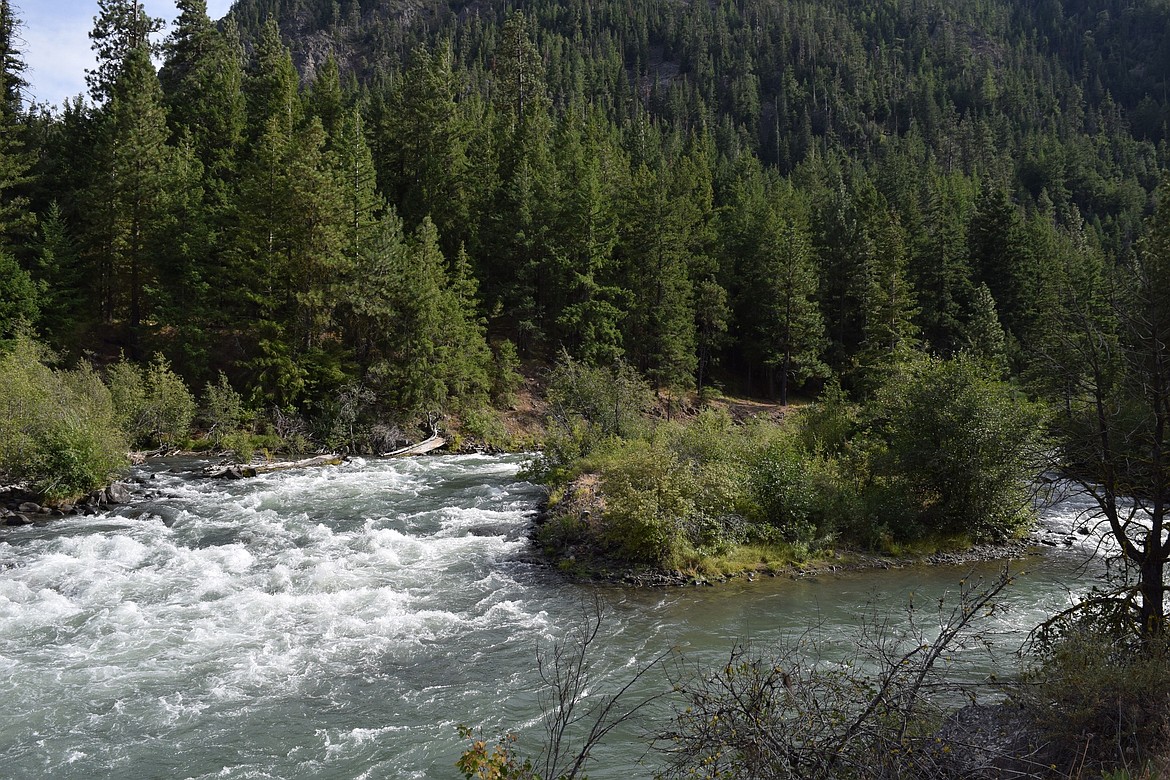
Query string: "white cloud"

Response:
xmin=19 ymin=9 xmax=92 ymax=109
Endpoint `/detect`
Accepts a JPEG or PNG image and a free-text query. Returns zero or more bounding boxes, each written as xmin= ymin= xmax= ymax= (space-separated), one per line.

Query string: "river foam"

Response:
xmin=0 ymin=456 xmax=1111 ymax=779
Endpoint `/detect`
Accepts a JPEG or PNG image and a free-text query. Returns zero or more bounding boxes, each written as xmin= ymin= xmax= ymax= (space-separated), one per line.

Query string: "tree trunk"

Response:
xmin=1140 ymin=555 xmax=1166 ymax=640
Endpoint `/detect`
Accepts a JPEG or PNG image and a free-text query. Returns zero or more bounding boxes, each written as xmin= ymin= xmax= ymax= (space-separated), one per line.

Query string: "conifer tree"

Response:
xmin=84 ymin=45 xmax=178 ymax=349
xmin=745 ymin=191 xmax=826 ymax=404
xmin=243 ymin=19 xmax=300 ymax=141
xmin=619 ymin=163 xmax=697 ymax=390
xmin=0 ymin=0 xmax=31 ymax=247
xmin=853 ymin=206 xmax=919 ymax=394
xmin=379 ymin=44 xmax=468 ymax=248
xmin=87 ymin=0 xmax=162 ymax=105
xmin=160 ymin=0 xmax=245 ymax=194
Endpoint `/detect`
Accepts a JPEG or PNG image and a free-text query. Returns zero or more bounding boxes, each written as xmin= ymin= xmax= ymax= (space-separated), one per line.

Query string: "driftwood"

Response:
xmin=383 ymin=433 xmax=446 ymax=457
xmin=204 ymin=454 xmax=343 ymax=479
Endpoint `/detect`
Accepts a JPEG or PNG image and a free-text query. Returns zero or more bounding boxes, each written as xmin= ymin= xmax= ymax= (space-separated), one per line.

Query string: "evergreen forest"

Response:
xmin=7 ymin=1 xmax=1170 ymax=772
xmin=2 ymin=0 xmax=1167 ymax=415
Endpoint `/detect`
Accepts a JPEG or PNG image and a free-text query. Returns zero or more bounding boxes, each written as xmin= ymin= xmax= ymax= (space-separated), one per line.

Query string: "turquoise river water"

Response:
xmin=0 ymin=455 xmax=1110 ymax=778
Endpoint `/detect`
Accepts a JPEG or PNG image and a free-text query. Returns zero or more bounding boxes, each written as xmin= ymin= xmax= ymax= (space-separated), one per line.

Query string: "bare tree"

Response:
xmin=655 ymin=568 xmax=1042 ymax=779
xmin=458 ymin=597 xmax=669 ymax=780
xmin=1045 ymin=178 xmax=1170 ymax=643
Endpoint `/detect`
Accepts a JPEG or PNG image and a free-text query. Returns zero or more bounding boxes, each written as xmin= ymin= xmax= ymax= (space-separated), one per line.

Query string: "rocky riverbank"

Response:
xmin=531 ymin=474 xmax=1046 ymax=587
xmin=0 ymin=481 xmax=134 ymax=526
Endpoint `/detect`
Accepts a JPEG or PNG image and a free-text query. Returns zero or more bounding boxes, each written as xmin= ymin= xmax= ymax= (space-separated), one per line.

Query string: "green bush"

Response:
xmin=746 ymin=432 xmax=817 ymax=545
xmin=461 ymin=406 xmax=509 ymax=449
xmin=0 ymin=338 xmax=127 ymax=500
xmin=546 ymin=352 xmax=654 ymax=441
xmin=593 ymin=441 xmax=695 ymax=567
xmin=1018 ymin=624 xmax=1170 ymax=774
xmin=864 ymin=354 xmax=1048 ymax=542
xmin=201 ymin=372 xmax=247 ymax=447
xmin=108 ymin=354 xmax=196 ymax=449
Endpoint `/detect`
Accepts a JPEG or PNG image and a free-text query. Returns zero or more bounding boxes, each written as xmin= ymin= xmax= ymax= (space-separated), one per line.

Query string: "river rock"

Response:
xmin=17 ymin=501 xmax=42 ymax=514
xmin=105 ymin=482 xmax=131 ymax=505
xmin=5 ymin=513 xmax=33 ymax=526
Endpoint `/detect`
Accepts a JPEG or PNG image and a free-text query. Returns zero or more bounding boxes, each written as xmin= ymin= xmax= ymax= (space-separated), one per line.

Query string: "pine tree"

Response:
xmin=159 ymin=0 xmax=245 ymax=193
xmin=550 ymin=104 xmax=625 ymax=365
xmin=379 ymin=43 xmax=468 ymax=248
xmin=243 ymin=19 xmax=300 ymax=142
xmin=0 ymin=0 xmax=31 ymax=247
xmin=745 ymin=191 xmax=826 ymax=404
xmin=87 ymin=0 xmax=162 ymax=105
xmin=83 ymin=45 xmax=178 ymax=349
xmin=618 ymin=163 xmax=697 ymax=390
xmin=853 ymin=206 xmax=919 ymax=394
xmin=968 ymin=183 xmax=1029 ymax=350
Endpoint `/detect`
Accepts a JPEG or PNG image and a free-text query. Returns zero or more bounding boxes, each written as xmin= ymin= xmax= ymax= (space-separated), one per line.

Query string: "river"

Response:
xmin=0 ymin=455 xmax=1109 ymax=779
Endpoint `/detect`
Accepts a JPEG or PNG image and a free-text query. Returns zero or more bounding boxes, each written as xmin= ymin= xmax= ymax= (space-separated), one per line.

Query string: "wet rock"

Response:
xmin=104 ymin=482 xmax=130 ymax=505
xmin=5 ymin=514 xmax=33 ymax=526
xmin=1076 ymin=526 xmax=1090 ymax=535
xmin=17 ymin=502 xmax=42 ymax=514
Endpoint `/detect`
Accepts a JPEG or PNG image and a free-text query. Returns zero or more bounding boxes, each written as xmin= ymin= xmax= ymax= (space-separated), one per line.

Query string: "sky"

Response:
xmin=15 ymin=0 xmax=236 ymax=109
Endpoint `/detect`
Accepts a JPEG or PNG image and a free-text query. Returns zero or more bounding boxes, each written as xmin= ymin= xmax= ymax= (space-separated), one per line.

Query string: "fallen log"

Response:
xmin=204 ymin=453 xmax=343 ymax=479
xmin=383 ymin=433 xmax=446 ymax=457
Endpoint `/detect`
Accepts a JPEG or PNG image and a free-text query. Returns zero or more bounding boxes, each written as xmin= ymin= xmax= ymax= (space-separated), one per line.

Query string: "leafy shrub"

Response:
xmin=108 ymin=354 xmax=196 ymax=449
xmin=461 ymin=406 xmax=510 ymax=449
xmin=746 ymin=432 xmax=817 ymax=545
xmin=593 ymin=442 xmax=695 ymax=567
xmin=864 ymin=354 xmax=1047 ymax=542
xmin=201 ymin=372 xmax=247 ymax=447
xmin=0 ymin=338 xmax=127 ymax=500
xmin=1018 ymin=623 xmax=1170 ymax=774
xmin=546 ymin=352 xmax=654 ymax=440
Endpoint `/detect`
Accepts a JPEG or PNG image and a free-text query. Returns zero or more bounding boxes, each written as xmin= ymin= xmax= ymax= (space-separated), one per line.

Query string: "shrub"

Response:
xmin=594 ymin=442 xmax=695 ymax=567
xmin=0 ymin=338 xmax=127 ymax=500
xmin=546 ymin=352 xmax=654 ymax=441
xmin=1018 ymin=623 xmax=1170 ymax=774
xmin=201 ymin=372 xmax=247 ymax=447
xmin=461 ymin=406 xmax=510 ymax=449
xmin=108 ymin=353 xmax=196 ymax=449
xmin=865 ymin=354 xmax=1048 ymax=542
xmin=746 ymin=432 xmax=817 ymax=545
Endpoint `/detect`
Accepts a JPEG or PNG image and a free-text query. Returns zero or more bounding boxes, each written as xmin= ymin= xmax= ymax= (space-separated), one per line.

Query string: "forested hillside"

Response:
xmin=2 ymin=0 xmax=1169 ymax=424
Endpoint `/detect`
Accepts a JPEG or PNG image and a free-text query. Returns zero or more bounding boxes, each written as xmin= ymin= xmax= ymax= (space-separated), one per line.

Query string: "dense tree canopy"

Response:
xmin=0 ymin=0 xmax=1167 ymax=432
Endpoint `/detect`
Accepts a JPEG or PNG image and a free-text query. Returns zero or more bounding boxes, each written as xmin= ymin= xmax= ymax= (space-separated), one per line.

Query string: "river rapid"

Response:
xmin=0 ymin=455 xmax=1109 ymax=779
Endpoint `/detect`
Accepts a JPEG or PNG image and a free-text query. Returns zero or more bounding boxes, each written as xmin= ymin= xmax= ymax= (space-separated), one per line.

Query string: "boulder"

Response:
xmin=5 ymin=514 xmax=33 ymax=526
xmin=17 ymin=501 xmax=42 ymax=514
xmin=104 ymin=482 xmax=130 ymax=505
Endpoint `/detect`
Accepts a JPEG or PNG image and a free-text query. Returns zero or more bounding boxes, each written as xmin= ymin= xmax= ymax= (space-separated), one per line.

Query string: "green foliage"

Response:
xmin=456 ymin=726 xmax=539 ymax=780
xmin=0 ymin=249 xmax=36 ymax=342
xmin=865 ymin=354 xmax=1048 ymax=542
xmin=489 ymin=339 xmax=524 ymax=407
xmin=589 ymin=440 xmax=695 ymax=567
xmin=201 ymin=372 xmax=246 ymax=447
xmin=107 ymin=353 xmax=196 ymax=449
xmin=546 ymin=352 xmax=653 ymax=440
xmin=746 ymin=431 xmax=817 ymax=545
xmin=0 ymin=337 xmax=127 ymax=500
xmin=1019 ymin=624 xmax=1170 ymax=774
xmin=460 ymin=407 xmax=509 ymax=450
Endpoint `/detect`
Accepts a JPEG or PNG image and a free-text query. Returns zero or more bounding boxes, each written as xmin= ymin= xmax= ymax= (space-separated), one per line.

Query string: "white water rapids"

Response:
xmin=0 ymin=455 xmax=1112 ymax=778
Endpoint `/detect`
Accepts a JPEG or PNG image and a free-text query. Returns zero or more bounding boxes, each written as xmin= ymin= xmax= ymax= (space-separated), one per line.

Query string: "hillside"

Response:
xmin=0 ymin=0 xmax=1167 ymax=436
